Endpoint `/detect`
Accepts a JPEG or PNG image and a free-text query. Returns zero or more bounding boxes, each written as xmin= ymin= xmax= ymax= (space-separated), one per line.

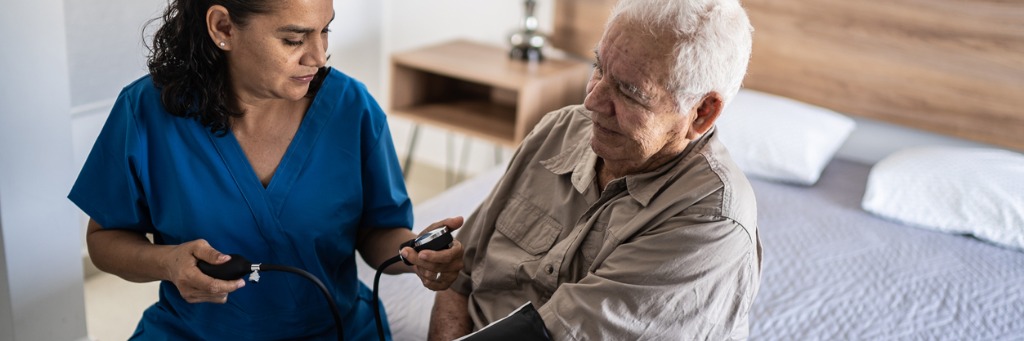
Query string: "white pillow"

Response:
xmin=716 ymin=89 xmax=855 ymax=185
xmin=862 ymin=147 xmax=1024 ymax=252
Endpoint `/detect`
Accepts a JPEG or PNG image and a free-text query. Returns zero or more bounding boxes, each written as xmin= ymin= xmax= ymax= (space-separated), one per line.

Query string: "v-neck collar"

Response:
xmin=208 ymin=68 xmax=338 ymax=216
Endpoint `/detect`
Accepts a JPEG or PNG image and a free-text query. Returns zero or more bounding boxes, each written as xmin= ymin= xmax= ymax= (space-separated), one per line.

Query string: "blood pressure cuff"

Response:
xmin=455 ymin=302 xmax=551 ymax=341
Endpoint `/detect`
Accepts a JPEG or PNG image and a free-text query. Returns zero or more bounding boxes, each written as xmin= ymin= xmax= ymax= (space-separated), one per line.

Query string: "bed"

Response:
xmin=747 ymin=158 xmax=1024 ymax=340
xmin=359 ymin=155 xmax=1024 ymax=340
xmin=360 ymin=0 xmax=1024 ymax=339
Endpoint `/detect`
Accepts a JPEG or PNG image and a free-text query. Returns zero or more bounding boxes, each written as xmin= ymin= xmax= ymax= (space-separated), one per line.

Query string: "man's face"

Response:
xmin=584 ymin=18 xmax=696 ymax=172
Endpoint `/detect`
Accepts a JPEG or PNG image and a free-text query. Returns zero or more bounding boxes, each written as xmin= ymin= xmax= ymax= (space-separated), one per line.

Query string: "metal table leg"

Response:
xmin=402 ymin=124 xmax=420 ymax=180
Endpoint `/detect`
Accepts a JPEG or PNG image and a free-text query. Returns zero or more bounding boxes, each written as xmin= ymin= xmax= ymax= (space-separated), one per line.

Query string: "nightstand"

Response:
xmin=389 ymin=40 xmax=592 ymax=178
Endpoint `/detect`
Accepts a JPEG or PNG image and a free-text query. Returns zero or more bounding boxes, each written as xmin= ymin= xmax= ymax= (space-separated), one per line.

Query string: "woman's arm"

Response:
xmin=85 ymin=219 xmax=245 ymax=303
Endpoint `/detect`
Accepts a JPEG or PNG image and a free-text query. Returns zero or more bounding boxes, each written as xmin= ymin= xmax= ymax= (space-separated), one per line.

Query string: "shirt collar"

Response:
xmin=540 ymin=125 xmax=717 ymax=207
xmin=540 ymin=137 xmax=597 ymax=194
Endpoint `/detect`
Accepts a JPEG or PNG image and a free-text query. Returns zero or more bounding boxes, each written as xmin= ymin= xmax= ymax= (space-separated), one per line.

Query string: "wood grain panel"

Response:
xmin=552 ymin=0 xmax=615 ymax=59
xmin=554 ymin=0 xmax=1024 ymax=150
xmin=743 ymin=0 xmax=1024 ymax=150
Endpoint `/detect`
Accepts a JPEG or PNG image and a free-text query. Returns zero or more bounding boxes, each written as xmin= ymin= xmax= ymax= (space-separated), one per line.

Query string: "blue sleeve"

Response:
xmin=358 ymin=90 xmax=413 ymax=231
xmin=68 ymin=88 xmax=154 ymax=233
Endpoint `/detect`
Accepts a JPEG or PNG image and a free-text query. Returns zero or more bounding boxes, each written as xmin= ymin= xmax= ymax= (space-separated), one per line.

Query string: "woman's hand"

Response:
xmin=401 ymin=217 xmax=466 ymax=291
xmin=162 ymin=239 xmax=246 ymax=303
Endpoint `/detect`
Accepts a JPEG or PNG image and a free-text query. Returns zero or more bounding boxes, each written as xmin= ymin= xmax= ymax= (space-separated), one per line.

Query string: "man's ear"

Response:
xmin=206 ymin=5 xmax=234 ymax=50
xmin=687 ymin=92 xmax=724 ymax=139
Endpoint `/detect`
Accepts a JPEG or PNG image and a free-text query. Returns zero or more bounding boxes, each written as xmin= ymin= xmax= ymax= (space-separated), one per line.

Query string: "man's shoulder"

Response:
xmin=694 ymin=134 xmax=758 ymax=234
xmin=661 ymin=133 xmax=757 ymax=233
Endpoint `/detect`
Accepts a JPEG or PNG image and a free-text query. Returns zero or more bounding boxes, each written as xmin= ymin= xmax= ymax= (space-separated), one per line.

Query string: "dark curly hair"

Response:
xmin=147 ymin=0 xmax=313 ymax=135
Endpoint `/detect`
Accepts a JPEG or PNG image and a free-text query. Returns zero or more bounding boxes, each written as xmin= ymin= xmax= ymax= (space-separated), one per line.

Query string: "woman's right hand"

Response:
xmin=163 ymin=239 xmax=246 ymax=304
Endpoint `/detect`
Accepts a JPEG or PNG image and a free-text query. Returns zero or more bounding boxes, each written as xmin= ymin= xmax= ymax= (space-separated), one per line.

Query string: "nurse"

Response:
xmin=68 ymin=0 xmax=464 ymax=339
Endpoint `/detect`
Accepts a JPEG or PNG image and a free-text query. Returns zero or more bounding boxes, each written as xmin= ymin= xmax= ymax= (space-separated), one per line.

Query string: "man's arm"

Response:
xmin=429 ymin=289 xmax=473 ymax=341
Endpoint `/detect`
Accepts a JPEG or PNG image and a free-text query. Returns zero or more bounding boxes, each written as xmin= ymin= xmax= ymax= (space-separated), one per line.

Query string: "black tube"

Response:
xmin=197 ymin=255 xmax=346 ymax=341
xmin=374 ymin=256 xmax=403 ymax=341
xmin=260 ymin=264 xmax=345 ymax=341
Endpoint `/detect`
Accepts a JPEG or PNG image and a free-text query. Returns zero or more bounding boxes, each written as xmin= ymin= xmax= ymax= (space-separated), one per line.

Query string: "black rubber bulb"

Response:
xmin=197 ymin=253 xmax=252 ymax=280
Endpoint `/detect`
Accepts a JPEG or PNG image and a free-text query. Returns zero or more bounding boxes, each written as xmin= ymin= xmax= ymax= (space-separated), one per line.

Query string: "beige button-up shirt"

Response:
xmin=452 ymin=105 xmax=762 ymax=340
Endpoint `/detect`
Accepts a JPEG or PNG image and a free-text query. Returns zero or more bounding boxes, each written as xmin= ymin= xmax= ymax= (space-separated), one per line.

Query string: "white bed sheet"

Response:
xmin=358 ymin=159 xmax=1024 ymax=340
xmin=749 ymin=159 xmax=1024 ymax=340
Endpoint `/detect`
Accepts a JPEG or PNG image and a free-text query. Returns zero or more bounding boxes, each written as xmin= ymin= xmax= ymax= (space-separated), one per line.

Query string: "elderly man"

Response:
xmin=429 ymin=0 xmax=760 ymax=339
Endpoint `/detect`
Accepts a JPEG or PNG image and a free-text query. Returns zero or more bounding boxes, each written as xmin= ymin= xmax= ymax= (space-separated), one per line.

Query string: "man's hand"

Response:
xmin=162 ymin=239 xmax=245 ymax=303
xmin=402 ymin=217 xmax=466 ymax=291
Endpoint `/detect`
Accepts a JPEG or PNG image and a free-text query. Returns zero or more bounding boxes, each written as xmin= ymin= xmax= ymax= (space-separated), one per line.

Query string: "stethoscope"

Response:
xmin=198 ymin=226 xmax=454 ymax=341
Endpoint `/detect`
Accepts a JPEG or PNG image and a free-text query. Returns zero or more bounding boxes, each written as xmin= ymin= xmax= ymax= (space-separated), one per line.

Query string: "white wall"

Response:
xmin=0 ymin=0 xmax=89 ymax=339
xmin=326 ymin=0 xmax=385 ymax=96
xmin=383 ymin=0 xmax=553 ymax=54
xmin=65 ymin=0 xmax=162 ymax=109
xmin=65 ymin=1 xmax=164 ymax=241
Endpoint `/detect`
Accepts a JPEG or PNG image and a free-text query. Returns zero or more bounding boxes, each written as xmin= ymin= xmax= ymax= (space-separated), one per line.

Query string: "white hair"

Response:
xmin=605 ymin=0 xmax=753 ymax=113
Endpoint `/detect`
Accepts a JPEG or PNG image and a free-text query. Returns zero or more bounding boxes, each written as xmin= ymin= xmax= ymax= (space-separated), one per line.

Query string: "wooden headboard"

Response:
xmin=552 ymin=0 xmax=1024 ymax=151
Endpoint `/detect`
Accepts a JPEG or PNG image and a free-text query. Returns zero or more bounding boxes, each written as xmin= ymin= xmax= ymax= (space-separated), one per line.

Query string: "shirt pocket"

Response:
xmin=495 ymin=193 xmax=562 ymax=255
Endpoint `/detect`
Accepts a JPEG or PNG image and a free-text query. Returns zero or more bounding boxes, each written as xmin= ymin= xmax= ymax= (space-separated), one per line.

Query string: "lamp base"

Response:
xmin=509 ymin=45 xmax=543 ymax=62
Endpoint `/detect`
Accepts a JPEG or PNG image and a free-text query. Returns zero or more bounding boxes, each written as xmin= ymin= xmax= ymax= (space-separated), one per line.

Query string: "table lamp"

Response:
xmin=508 ymin=0 xmax=546 ymax=61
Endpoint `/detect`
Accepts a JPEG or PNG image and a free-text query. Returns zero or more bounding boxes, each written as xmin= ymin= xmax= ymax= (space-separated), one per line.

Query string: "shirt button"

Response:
xmin=545 ymin=265 xmax=554 ymax=275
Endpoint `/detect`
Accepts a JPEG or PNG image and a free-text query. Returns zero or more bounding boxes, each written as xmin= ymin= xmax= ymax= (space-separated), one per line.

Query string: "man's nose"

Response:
xmin=583 ymin=77 xmax=611 ymax=114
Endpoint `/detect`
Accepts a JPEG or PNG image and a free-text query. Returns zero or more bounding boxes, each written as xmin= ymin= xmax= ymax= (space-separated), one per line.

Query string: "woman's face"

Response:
xmin=221 ymin=0 xmax=334 ymax=103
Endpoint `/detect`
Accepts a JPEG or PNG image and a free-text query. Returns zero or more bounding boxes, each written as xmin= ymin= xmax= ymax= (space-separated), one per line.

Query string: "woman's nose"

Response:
xmin=304 ymin=36 xmax=328 ymax=68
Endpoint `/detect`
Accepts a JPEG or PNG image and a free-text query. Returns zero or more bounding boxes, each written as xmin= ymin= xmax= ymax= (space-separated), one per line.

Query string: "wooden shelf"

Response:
xmin=392 ymin=100 xmax=516 ymax=144
xmin=389 ymin=39 xmax=592 ymax=147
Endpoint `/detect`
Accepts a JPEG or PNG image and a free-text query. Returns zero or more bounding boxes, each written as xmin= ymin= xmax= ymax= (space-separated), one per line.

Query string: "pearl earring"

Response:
xmin=219 ymin=41 xmax=226 ymax=48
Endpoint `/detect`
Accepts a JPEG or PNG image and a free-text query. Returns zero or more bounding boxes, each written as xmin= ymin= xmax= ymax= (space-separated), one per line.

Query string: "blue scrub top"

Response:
xmin=69 ymin=68 xmax=412 ymax=340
